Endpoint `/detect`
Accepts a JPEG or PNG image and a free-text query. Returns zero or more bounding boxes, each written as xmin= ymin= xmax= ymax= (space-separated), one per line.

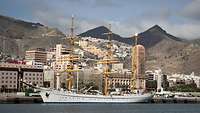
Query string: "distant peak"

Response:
xmin=147 ymin=25 xmax=166 ymax=33
xmin=152 ymin=24 xmax=161 ymax=28
xmin=85 ymin=26 xmax=110 ymax=33
xmin=95 ymin=26 xmax=109 ymax=30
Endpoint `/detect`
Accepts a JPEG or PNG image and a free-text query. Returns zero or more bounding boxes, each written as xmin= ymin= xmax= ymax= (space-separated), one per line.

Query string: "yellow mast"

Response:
xmin=61 ymin=15 xmax=79 ymax=91
xmin=98 ymin=24 xmax=118 ymax=96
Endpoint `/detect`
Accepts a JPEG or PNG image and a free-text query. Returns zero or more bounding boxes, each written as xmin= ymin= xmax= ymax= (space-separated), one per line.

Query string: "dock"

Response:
xmin=0 ymin=93 xmax=42 ymax=104
xmin=151 ymin=97 xmax=200 ymax=103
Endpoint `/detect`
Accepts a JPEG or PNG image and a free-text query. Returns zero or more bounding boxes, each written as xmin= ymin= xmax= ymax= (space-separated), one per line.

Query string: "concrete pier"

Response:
xmin=0 ymin=93 xmax=42 ymax=103
xmin=152 ymin=97 xmax=200 ymax=104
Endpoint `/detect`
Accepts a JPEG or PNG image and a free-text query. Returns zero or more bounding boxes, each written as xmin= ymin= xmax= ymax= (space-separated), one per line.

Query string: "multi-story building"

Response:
xmin=55 ymin=44 xmax=72 ymax=71
xmin=145 ymin=69 xmax=169 ymax=91
xmin=155 ymin=69 xmax=163 ymax=92
xmin=23 ymin=71 xmax=43 ymax=86
xmin=168 ymin=72 xmax=200 ymax=88
xmin=110 ymin=73 xmax=131 ymax=87
xmin=46 ymin=48 xmax=56 ymax=66
xmin=132 ymin=45 xmax=146 ymax=91
xmin=25 ymin=48 xmax=47 ymax=65
xmin=78 ymin=39 xmax=89 ymax=47
xmin=26 ymin=61 xmax=44 ymax=68
xmin=43 ymin=66 xmax=55 ymax=88
xmin=145 ymin=70 xmax=156 ymax=81
xmin=0 ymin=63 xmax=44 ymax=92
xmin=0 ymin=70 xmax=18 ymax=91
xmin=112 ymin=63 xmax=123 ymax=72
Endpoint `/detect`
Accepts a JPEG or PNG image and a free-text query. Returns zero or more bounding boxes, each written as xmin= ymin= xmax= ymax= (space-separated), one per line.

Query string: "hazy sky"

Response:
xmin=0 ymin=0 xmax=200 ymax=39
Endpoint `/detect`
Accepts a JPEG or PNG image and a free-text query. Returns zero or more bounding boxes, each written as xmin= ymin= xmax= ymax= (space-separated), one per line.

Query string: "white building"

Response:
xmin=44 ymin=66 xmax=55 ymax=88
xmin=169 ymin=72 xmax=200 ymax=88
xmin=112 ymin=63 xmax=123 ymax=72
xmin=26 ymin=60 xmax=44 ymax=69
xmin=155 ymin=69 xmax=163 ymax=92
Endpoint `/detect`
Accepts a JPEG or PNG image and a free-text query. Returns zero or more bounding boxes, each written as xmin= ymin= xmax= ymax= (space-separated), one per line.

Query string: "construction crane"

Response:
xmin=98 ymin=24 xmax=118 ymax=96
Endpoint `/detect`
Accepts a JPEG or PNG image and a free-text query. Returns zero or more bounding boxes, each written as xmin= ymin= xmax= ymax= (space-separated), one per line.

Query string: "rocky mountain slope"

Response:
xmin=0 ymin=15 xmax=66 ymax=57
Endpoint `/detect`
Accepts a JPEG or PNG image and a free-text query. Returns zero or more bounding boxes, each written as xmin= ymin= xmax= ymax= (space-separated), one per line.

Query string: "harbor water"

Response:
xmin=0 ymin=104 xmax=200 ymax=113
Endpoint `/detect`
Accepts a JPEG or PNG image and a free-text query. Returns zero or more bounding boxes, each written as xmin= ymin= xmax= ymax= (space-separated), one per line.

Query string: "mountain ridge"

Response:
xmin=79 ymin=24 xmax=186 ymax=47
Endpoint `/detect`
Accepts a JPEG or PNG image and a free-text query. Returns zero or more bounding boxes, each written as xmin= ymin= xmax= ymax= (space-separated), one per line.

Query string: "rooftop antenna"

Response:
xmin=70 ymin=14 xmax=74 ymax=38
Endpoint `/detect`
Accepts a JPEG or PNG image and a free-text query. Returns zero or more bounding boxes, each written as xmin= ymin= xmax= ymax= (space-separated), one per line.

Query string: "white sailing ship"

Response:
xmin=40 ymin=90 xmax=153 ymax=103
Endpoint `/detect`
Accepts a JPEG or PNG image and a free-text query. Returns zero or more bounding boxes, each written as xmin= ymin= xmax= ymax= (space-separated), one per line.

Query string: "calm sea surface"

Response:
xmin=0 ymin=104 xmax=200 ymax=113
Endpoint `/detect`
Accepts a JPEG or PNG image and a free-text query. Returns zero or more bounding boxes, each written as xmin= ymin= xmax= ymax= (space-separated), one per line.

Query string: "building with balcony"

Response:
xmin=25 ymin=48 xmax=47 ymax=65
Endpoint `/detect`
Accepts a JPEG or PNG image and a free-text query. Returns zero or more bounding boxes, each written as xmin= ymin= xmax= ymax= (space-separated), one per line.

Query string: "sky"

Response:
xmin=0 ymin=0 xmax=200 ymax=39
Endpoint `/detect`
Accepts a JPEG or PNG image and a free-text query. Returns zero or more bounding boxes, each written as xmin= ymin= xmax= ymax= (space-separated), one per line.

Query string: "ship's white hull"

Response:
xmin=40 ymin=90 xmax=153 ymax=103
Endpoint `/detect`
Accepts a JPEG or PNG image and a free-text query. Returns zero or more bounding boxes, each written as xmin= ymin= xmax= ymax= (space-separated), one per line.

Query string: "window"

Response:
xmin=10 ymin=73 xmax=12 ymax=75
xmin=14 ymin=77 xmax=16 ymax=79
xmin=2 ymin=77 xmax=4 ymax=79
xmin=10 ymin=85 xmax=12 ymax=87
xmin=2 ymin=72 xmax=4 ymax=75
xmin=40 ymin=78 xmax=42 ymax=80
xmin=14 ymin=73 xmax=16 ymax=75
xmin=6 ymin=73 xmax=8 ymax=75
xmin=10 ymin=77 xmax=12 ymax=79
xmin=29 ymin=78 xmax=31 ymax=80
xmin=10 ymin=81 xmax=12 ymax=83
xmin=6 ymin=77 xmax=8 ymax=79
xmin=13 ymin=85 xmax=16 ymax=88
xmin=33 ymin=78 xmax=35 ymax=80
xmin=5 ymin=81 xmax=8 ymax=83
xmin=33 ymin=74 xmax=35 ymax=76
xmin=14 ymin=81 xmax=16 ymax=83
xmin=29 ymin=73 xmax=31 ymax=76
xmin=2 ymin=81 xmax=4 ymax=83
xmin=25 ymin=77 xmax=27 ymax=80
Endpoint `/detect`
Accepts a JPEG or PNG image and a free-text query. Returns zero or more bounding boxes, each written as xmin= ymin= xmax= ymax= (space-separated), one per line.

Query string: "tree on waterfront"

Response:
xmin=167 ymin=83 xmax=200 ymax=92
